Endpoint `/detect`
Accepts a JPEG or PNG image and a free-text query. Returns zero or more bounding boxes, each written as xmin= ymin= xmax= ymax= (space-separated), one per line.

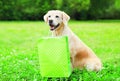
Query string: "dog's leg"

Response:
xmin=74 ymin=49 xmax=102 ymax=71
xmin=70 ymin=57 xmax=74 ymax=69
xmin=85 ymin=58 xmax=102 ymax=71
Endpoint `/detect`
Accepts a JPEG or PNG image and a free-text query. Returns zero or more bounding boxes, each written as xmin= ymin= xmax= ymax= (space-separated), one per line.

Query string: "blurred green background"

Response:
xmin=0 ymin=0 xmax=120 ymax=20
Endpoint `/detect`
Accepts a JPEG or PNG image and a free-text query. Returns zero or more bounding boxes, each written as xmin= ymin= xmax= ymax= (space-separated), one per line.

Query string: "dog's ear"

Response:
xmin=62 ymin=11 xmax=70 ymax=25
xmin=43 ymin=13 xmax=48 ymax=23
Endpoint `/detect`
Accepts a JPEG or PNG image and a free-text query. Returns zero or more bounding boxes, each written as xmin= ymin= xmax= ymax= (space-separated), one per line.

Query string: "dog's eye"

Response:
xmin=56 ymin=15 xmax=59 ymax=18
xmin=48 ymin=15 xmax=51 ymax=18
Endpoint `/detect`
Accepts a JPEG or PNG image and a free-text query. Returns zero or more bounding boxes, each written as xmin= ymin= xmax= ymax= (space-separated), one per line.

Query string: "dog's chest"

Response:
xmin=52 ymin=28 xmax=78 ymax=57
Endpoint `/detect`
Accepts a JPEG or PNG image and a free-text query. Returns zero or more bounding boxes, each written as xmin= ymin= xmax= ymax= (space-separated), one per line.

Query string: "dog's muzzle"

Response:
xmin=49 ymin=20 xmax=60 ymax=31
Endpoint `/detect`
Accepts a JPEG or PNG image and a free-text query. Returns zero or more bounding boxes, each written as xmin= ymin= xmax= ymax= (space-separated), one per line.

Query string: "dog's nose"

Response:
xmin=49 ymin=20 xmax=53 ymax=24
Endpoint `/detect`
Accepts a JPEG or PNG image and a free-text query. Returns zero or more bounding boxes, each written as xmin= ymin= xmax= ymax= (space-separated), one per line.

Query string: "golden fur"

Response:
xmin=44 ymin=10 xmax=102 ymax=71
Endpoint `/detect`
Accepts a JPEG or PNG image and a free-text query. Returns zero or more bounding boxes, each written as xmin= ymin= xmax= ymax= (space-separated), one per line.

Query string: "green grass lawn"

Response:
xmin=0 ymin=20 xmax=120 ymax=81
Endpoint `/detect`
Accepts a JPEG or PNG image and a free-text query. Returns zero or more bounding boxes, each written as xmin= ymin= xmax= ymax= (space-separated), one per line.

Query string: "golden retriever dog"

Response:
xmin=43 ymin=10 xmax=102 ymax=71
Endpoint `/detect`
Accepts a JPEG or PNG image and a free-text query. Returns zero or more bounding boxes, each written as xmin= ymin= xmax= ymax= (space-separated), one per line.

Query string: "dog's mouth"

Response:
xmin=49 ymin=24 xmax=60 ymax=31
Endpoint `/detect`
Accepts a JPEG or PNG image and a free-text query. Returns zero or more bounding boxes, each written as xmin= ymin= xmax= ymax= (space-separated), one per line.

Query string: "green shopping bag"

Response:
xmin=38 ymin=36 xmax=71 ymax=77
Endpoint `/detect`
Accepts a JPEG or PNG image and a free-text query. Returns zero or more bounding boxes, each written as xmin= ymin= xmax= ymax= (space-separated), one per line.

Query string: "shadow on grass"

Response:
xmin=41 ymin=62 xmax=120 ymax=81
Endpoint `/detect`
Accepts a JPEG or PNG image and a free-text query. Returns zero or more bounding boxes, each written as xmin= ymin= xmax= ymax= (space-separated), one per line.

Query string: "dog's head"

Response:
xmin=43 ymin=10 xmax=70 ymax=31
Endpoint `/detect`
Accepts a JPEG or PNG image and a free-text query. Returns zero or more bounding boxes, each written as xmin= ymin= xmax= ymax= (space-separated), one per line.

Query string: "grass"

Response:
xmin=0 ymin=20 xmax=120 ymax=81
